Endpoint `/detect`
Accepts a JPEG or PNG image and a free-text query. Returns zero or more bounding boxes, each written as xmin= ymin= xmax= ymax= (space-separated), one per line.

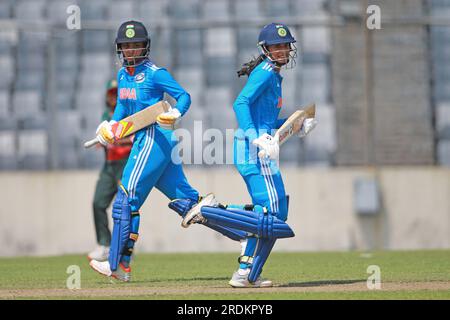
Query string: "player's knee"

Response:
xmin=275 ymin=195 xmax=289 ymax=222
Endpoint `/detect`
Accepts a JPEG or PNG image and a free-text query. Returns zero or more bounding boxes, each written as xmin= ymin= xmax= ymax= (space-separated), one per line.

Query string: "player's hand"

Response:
xmin=157 ymin=107 xmax=181 ymax=130
xmin=252 ymin=133 xmax=279 ymax=161
xmin=298 ymin=118 xmax=317 ymax=138
xmin=95 ymin=120 xmax=116 ymax=146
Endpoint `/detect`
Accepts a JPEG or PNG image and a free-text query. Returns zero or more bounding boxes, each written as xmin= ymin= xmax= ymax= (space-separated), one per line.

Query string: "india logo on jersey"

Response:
xmin=120 ymin=88 xmax=137 ymax=100
xmin=135 ymin=73 xmax=145 ymax=83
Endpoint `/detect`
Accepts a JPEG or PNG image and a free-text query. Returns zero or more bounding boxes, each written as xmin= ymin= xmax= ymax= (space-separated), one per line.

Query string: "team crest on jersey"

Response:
xmin=120 ymin=88 xmax=137 ymax=100
xmin=277 ymin=97 xmax=283 ymax=108
xmin=135 ymin=73 xmax=145 ymax=83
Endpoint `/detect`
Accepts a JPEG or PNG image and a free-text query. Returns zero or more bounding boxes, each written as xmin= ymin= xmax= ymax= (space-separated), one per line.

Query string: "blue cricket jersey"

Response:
xmin=112 ymin=59 xmax=190 ymax=140
xmin=233 ymin=59 xmax=286 ymax=142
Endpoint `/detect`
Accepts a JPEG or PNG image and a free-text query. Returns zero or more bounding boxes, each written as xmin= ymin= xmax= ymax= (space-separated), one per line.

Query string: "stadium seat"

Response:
xmin=14 ymin=0 xmax=47 ymax=20
xmin=81 ymin=30 xmax=111 ymax=53
xmin=0 ymin=130 xmax=17 ymax=170
xmin=137 ymin=0 xmax=169 ymax=21
xmin=59 ymin=145 xmax=81 ymax=169
xmin=203 ymin=0 xmax=230 ymax=20
xmin=80 ymin=145 xmax=104 ymax=169
xmin=237 ymin=27 xmax=260 ymax=51
xmin=436 ymin=103 xmax=450 ymax=139
xmin=12 ymin=90 xmax=42 ymax=120
xmin=169 ymin=0 xmax=200 ymax=19
xmin=57 ymin=110 xmax=81 ymax=143
xmin=206 ymin=57 xmax=235 ymax=87
xmin=293 ymin=0 xmax=327 ymax=16
xmin=17 ymin=129 xmax=49 ymax=169
xmin=300 ymin=62 xmax=330 ymax=104
xmin=302 ymin=27 xmax=331 ymax=54
xmin=47 ymin=0 xmax=78 ymax=24
xmin=81 ymin=53 xmax=111 ymax=71
xmin=78 ymin=0 xmax=108 ymax=20
xmin=205 ymin=28 xmax=236 ymax=57
xmin=0 ymin=91 xmax=10 ymax=120
xmin=266 ymin=0 xmax=291 ymax=17
xmin=20 ymin=112 xmax=47 ymax=130
xmin=0 ymin=55 xmax=14 ymax=89
xmin=0 ymin=0 xmax=13 ymax=18
xmin=15 ymin=71 xmax=45 ymax=91
xmin=437 ymin=140 xmax=450 ymax=167
xmin=108 ymin=0 xmax=137 ymax=21
xmin=234 ymin=0 xmax=262 ymax=18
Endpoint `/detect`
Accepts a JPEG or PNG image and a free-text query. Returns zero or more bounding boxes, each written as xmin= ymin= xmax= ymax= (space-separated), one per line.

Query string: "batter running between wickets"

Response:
xmin=89 ymin=21 xmax=225 ymax=281
xmin=183 ymin=23 xmax=316 ymax=287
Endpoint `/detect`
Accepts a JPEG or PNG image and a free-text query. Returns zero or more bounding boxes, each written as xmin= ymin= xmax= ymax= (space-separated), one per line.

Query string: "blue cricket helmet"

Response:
xmin=258 ymin=23 xmax=296 ymax=46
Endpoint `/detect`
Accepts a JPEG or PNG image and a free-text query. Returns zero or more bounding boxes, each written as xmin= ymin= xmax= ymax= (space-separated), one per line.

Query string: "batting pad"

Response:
xmin=200 ymin=206 xmax=295 ymax=239
xmin=109 ymin=187 xmax=132 ymax=271
xmin=248 ymin=238 xmax=276 ymax=283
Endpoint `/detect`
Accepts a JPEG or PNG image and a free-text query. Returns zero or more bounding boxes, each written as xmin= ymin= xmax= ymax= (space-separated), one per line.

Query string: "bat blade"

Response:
xmin=84 ymin=100 xmax=170 ymax=149
xmin=276 ymin=103 xmax=315 ymax=146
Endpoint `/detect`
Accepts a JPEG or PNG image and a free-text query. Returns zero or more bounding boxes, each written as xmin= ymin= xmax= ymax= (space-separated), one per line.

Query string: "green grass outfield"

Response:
xmin=0 ymin=250 xmax=449 ymax=299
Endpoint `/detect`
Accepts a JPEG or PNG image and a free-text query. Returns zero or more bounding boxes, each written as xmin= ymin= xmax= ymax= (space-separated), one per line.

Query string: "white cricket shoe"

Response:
xmin=181 ymin=193 xmax=218 ymax=228
xmin=89 ymin=260 xmax=131 ymax=282
xmin=89 ymin=259 xmax=112 ymax=277
xmin=228 ymin=268 xmax=273 ymax=288
xmin=87 ymin=245 xmax=110 ymax=262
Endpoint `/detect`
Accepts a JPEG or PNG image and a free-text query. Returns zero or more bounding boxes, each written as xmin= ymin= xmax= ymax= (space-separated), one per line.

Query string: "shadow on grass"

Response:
xmin=279 ymin=279 xmax=366 ymax=288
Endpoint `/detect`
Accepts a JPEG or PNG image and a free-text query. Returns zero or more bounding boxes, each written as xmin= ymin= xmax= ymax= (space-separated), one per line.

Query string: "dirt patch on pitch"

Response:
xmin=1 ymin=281 xmax=449 ymax=299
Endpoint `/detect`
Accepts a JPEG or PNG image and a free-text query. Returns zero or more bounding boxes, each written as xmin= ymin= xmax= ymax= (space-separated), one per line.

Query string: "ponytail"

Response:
xmin=237 ymin=54 xmax=265 ymax=77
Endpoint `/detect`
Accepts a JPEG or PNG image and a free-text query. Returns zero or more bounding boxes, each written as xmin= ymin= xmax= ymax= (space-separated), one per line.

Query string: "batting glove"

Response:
xmin=252 ymin=133 xmax=280 ymax=161
xmin=96 ymin=120 xmax=116 ymax=146
xmin=298 ymin=118 xmax=317 ymax=138
xmin=157 ymin=107 xmax=181 ymax=130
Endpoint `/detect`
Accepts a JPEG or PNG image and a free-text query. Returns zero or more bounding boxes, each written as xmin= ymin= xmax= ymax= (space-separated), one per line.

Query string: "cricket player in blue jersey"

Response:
xmin=89 ymin=21 xmax=222 ymax=282
xmin=184 ymin=23 xmax=316 ymax=287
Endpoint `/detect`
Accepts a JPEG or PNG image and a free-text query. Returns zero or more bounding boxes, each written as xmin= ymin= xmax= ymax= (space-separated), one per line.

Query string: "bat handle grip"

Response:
xmin=84 ymin=137 xmax=99 ymax=148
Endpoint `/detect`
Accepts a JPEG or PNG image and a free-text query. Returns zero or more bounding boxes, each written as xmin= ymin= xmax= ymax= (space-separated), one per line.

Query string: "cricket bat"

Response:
xmin=84 ymin=100 xmax=170 ymax=148
xmin=276 ymin=103 xmax=316 ymax=146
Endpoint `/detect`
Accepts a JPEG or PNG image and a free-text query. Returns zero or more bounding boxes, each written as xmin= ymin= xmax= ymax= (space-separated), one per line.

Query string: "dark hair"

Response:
xmin=237 ymin=54 xmax=265 ymax=77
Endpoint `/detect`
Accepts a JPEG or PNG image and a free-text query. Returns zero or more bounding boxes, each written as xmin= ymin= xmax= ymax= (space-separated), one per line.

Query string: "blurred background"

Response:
xmin=0 ymin=0 xmax=449 ymax=256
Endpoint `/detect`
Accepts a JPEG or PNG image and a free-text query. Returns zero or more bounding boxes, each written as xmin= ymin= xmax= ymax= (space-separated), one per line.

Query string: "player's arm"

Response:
xmin=153 ymin=69 xmax=190 ymax=129
xmin=233 ymin=69 xmax=271 ymax=142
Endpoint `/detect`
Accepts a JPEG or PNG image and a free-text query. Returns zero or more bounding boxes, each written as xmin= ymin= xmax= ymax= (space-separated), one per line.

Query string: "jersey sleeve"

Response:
xmin=153 ymin=68 xmax=191 ymax=116
xmin=111 ymin=71 xmax=129 ymax=121
xmin=233 ymin=68 xmax=272 ymax=141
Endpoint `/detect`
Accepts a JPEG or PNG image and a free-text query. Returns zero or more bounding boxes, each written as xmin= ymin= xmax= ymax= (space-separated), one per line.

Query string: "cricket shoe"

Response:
xmin=87 ymin=245 xmax=109 ymax=262
xmin=228 ymin=268 xmax=273 ymax=288
xmin=89 ymin=260 xmax=131 ymax=282
xmin=181 ymin=193 xmax=218 ymax=228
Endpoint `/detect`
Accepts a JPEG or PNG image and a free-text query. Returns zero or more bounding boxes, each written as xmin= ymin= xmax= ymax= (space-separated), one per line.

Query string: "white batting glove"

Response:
xmin=157 ymin=107 xmax=181 ymax=130
xmin=252 ymin=133 xmax=279 ymax=161
xmin=298 ymin=118 xmax=317 ymax=138
xmin=95 ymin=120 xmax=116 ymax=146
